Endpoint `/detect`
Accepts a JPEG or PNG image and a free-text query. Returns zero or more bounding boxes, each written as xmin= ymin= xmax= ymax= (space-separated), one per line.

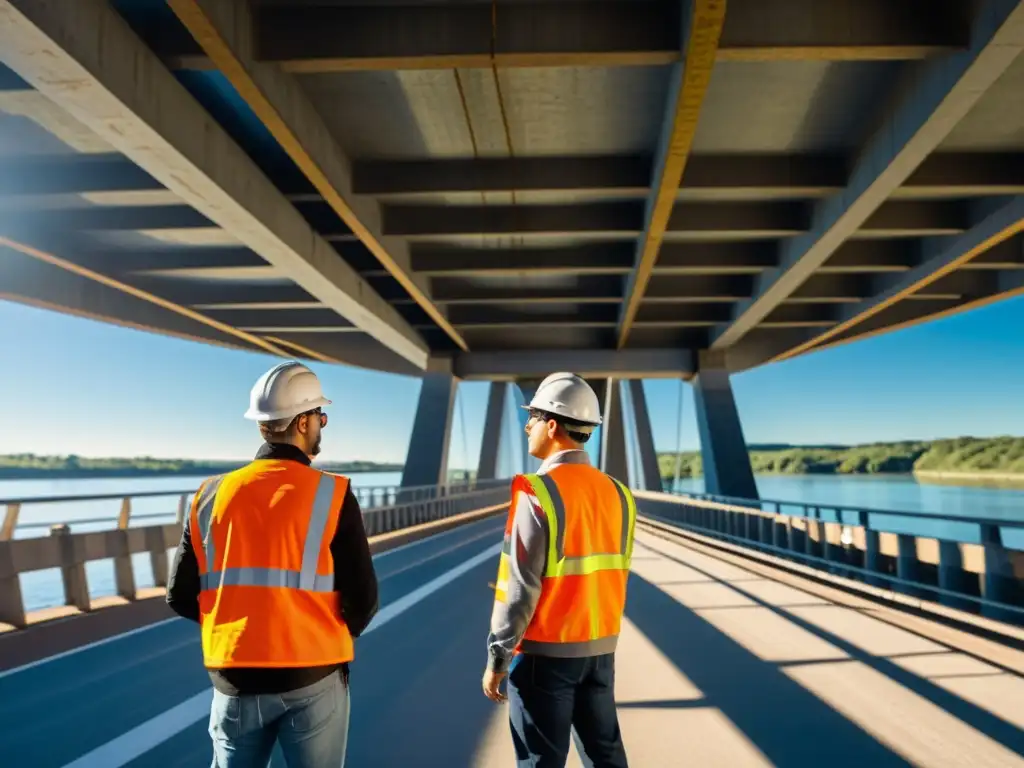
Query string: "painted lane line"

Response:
xmin=377 ymin=523 xmax=504 ymax=581
xmin=1 ymin=515 xmax=503 ymax=679
xmin=364 ymin=542 xmax=501 ymax=634
xmin=371 ymin=511 xmax=504 ymax=560
xmin=59 ymin=541 xmax=502 ymax=768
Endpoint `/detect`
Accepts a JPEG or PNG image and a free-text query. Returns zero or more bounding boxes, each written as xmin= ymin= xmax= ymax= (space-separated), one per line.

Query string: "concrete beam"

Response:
xmin=773 ymin=199 xmax=1024 ymax=361
xmin=382 ymin=199 xmax=966 ymax=239
xmin=450 ymin=349 xmax=696 ymax=381
xmin=602 ymin=0 xmax=721 ymax=349
xmin=162 ymin=0 xmax=964 ymax=72
xmin=166 ymin=0 xmax=466 ymax=354
xmin=692 ymin=359 xmax=758 ymax=500
xmin=711 ymin=0 xmax=1024 ymax=350
xmin=476 ymin=382 xmax=508 ymax=481
xmin=628 ymin=381 xmax=663 ymax=492
xmin=0 ymin=244 xmax=267 ymax=355
xmin=0 ymin=0 xmax=431 ymax=369
xmin=8 ymin=151 xmax=1023 ymax=201
xmin=400 ymin=373 xmax=458 ymax=488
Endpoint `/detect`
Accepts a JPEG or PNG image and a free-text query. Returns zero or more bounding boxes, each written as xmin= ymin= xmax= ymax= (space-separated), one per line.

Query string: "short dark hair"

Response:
xmin=258 ymin=408 xmax=320 ymax=441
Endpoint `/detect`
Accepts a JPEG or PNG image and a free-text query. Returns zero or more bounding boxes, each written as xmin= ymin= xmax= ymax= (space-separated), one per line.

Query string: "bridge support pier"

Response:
xmin=515 ymin=380 xmax=542 ymax=473
xmin=600 ymin=379 xmax=629 ymax=483
xmin=476 ymin=382 xmax=507 ymax=481
xmin=693 ymin=359 xmax=758 ymax=500
xmin=400 ymin=373 xmax=457 ymax=488
xmin=628 ymin=380 xmax=663 ymax=492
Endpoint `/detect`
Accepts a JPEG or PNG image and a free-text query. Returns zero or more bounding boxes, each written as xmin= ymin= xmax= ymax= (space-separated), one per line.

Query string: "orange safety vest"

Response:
xmin=188 ymin=459 xmax=355 ymax=669
xmin=494 ymin=463 xmax=637 ymax=657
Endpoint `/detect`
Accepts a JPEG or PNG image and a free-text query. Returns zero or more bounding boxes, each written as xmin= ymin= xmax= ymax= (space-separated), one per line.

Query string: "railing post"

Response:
xmin=0 ymin=539 xmax=26 ymax=628
xmin=113 ymin=497 xmax=136 ymax=600
xmin=51 ymin=524 xmax=90 ymax=612
xmin=937 ymin=540 xmax=973 ymax=612
xmin=980 ymin=524 xmax=1021 ymax=621
xmin=147 ymin=526 xmax=170 ymax=588
xmin=895 ymin=533 xmax=921 ymax=598
xmin=1 ymin=503 xmax=20 ymax=541
xmin=859 ymin=511 xmax=883 ymax=587
xmin=805 ymin=508 xmax=821 ymax=559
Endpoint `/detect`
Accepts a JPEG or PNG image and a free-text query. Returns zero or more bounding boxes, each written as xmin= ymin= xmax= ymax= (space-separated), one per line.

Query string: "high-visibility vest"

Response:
xmin=495 ymin=463 xmax=637 ymax=657
xmin=188 ymin=459 xmax=355 ymax=668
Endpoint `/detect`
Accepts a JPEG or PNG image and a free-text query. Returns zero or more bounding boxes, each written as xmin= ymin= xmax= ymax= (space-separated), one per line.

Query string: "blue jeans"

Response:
xmin=507 ymin=653 xmax=628 ymax=768
xmin=208 ymin=670 xmax=350 ymax=767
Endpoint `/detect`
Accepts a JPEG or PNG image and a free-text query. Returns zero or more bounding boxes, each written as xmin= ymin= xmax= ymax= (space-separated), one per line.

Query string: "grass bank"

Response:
xmin=657 ymin=436 xmax=1024 ymax=482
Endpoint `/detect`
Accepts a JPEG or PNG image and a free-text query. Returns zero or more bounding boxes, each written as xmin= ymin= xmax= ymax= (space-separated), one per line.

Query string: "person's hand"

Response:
xmin=482 ymin=667 xmax=507 ymax=703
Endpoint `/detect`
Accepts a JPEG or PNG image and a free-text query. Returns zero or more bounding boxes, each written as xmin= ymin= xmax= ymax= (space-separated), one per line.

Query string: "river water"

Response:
xmin=3 ymin=472 xmax=1022 ymax=613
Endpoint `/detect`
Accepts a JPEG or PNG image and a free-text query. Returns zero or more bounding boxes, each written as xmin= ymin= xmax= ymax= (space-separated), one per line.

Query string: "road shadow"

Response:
xmin=625 ymin=571 xmax=915 ymax=767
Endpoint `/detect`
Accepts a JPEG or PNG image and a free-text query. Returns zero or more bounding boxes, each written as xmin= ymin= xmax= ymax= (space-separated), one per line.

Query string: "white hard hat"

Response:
xmin=523 ymin=372 xmax=602 ymax=428
xmin=244 ymin=361 xmax=332 ymax=422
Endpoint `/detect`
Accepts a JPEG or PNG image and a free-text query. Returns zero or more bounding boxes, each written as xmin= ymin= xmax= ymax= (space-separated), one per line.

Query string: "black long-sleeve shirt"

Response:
xmin=167 ymin=441 xmax=379 ymax=695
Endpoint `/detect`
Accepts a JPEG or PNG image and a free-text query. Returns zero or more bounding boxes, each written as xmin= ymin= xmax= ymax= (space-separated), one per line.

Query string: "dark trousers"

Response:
xmin=507 ymin=653 xmax=628 ymax=768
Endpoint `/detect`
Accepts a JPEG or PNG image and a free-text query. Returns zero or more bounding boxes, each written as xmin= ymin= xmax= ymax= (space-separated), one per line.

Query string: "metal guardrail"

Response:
xmin=639 ymin=490 xmax=1024 ymax=625
xmin=0 ymin=477 xmax=508 ymax=536
xmin=0 ymin=479 xmax=510 ymax=629
xmin=675 ymin=490 xmax=1024 ymax=536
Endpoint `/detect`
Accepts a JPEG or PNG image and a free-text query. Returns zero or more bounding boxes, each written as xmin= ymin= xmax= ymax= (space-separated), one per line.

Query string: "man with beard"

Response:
xmin=167 ymin=361 xmax=378 ymax=767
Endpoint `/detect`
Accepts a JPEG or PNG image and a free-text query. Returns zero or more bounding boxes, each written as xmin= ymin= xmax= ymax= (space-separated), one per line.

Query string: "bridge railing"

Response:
xmin=0 ymin=478 xmax=510 ymax=629
xmin=637 ymin=489 xmax=1024 ymax=625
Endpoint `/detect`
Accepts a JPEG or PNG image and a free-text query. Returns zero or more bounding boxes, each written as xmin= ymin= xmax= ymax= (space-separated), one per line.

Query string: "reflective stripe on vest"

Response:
xmin=195 ymin=471 xmax=337 ymax=594
xmin=520 ymin=472 xmax=637 ymax=578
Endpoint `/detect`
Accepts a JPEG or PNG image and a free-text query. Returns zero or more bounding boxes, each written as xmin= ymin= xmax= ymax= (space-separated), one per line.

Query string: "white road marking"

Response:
xmin=58 ymin=542 xmax=502 ymax=768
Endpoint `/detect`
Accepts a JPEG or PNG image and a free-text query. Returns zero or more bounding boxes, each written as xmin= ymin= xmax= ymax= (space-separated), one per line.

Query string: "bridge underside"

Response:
xmin=3 ymin=1 xmax=1024 ymax=496
xmin=1 ymin=0 xmax=1023 ymax=382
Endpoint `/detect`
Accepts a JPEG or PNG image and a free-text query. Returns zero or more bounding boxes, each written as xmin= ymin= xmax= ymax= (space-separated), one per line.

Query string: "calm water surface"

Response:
xmin=3 ymin=472 xmax=1022 ymax=613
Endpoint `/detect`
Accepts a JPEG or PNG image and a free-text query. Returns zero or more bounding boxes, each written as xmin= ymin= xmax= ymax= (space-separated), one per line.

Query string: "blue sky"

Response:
xmin=2 ymin=295 xmax=1022 ymax=468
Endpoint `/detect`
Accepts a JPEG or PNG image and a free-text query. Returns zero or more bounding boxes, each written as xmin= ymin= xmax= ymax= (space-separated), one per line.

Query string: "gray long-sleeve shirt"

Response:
xmin=486 ymin=448 xmax=592 ymax=674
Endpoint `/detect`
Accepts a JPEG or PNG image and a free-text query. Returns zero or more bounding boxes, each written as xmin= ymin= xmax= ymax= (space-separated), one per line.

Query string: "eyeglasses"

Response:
xmin=304 ymin=408 xmax=327 ymax=428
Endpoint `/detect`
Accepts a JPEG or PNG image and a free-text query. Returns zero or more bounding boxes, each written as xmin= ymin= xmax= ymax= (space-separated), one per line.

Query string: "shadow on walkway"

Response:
xmin=625 ymin=570 xmax=915 ymax=767
xmin=639 ymin=538 xmax=1024 ymax=760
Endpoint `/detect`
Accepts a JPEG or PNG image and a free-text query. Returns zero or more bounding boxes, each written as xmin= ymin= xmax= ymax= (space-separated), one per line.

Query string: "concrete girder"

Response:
xmin=772 ymin=199 xmax=1024 ymax=361
xmin=165 ymin=0 xmax=466 ymax=354
xmin=0 ymin=0 xmax=431 ymax=369
xmin=380 ymin=200 xmax=972 ymax=240
xmin=0 ymin=245 xmax=270 ymax=356
xmin=159 ymin=0 xmax=968 ymax=72
xmin=448 ymin=349 xmax=695 ymax=382
xmin=8 ymin=151 xmax=1024 ymax=202
xmin=711 ymin=0 xmax=1024 ymax=351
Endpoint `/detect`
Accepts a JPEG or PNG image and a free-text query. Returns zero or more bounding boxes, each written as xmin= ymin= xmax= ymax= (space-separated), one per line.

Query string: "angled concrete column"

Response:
xmin=400 ymin=373 xmax=457 ymax=488
xmin=692 ymin=359 xmax=758 ymax=500
xmin=600 ymin=379 xmax=629 ymax=483
xmin=516 ymin=380 xmax=542 ymax=473
xmin=628 ymin=380 xmax=662 ymax=492
xmin=476 ymin=382 xmax=507 ymax=481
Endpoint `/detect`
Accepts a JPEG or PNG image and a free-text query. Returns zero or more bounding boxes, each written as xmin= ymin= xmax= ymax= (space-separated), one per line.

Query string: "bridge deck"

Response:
xmin=2 ymin=518 xmax=1022 ymax=767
